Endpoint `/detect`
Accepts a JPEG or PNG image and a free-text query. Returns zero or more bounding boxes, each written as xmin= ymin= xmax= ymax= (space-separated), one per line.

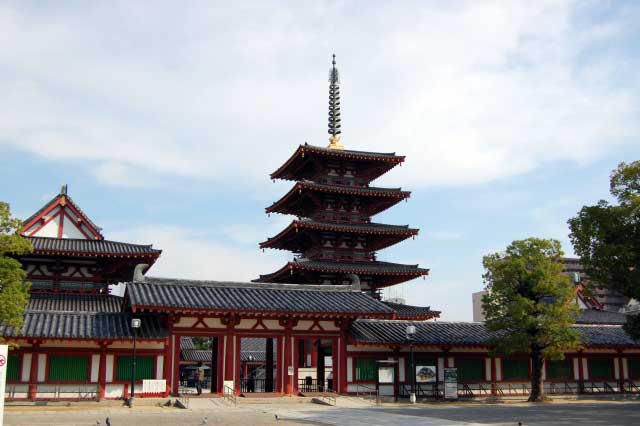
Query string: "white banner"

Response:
xmin=444 ymin=367 xmax=458 ymax=400
xmin=0 ymin=345 xmax=8 ymax=426
xmin=142 ymin=379 xmax=166 ymax=394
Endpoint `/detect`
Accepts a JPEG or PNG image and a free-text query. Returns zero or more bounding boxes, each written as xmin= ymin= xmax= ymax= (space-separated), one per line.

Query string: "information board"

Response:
xmin=444 ymin=367 xmax=458 ymax=400
xmin=416 ymin=365 xmax=437 ymax=383
xmin=142 ymin=379 xmax=166 ymax=394
xmin=377 ymin=366 xmax=394 ymax=384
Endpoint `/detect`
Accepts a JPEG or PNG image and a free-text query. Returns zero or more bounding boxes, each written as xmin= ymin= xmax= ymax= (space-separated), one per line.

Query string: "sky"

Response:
xmin=1 ymin=1 xmax=639 ymax=320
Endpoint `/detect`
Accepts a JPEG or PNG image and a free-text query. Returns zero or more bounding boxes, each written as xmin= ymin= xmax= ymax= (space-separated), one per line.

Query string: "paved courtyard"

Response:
xmin=3 ymin=400 xmax=640 ymax=426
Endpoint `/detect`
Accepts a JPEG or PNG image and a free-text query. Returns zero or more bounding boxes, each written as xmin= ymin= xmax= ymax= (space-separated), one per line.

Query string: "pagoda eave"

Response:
xmin=270 ymin=144 xmax=405 ymax=181
xmin=259 ymin=220 xmax=419 ymax=252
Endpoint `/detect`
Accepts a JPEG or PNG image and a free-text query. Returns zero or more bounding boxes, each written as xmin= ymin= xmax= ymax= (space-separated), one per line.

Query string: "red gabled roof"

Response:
xmin=20 ymin=186 xmax=103 ymax=240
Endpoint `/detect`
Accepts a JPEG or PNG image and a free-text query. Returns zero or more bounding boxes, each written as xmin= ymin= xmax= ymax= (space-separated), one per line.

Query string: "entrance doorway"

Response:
xmin=239 ymin=337 xmax=277 ymax=394
xmin=179 ymin=336 xmax=219 ymax=395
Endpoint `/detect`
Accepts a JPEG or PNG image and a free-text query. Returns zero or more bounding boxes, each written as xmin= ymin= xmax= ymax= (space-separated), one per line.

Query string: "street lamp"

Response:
xmin=405 ymin=325 xmax=416 ymax=404
xmin=128 ymin=318 xmax=141 ymax=407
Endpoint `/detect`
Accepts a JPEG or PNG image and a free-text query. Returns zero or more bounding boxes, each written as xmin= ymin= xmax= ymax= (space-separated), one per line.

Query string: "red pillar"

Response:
xmin=163 ymin=337 xmax=172 ymax=397
xmin=618 ymin=350 xmax=625 ymax=392
xmin=276 ymin=336 xmax=283 ymax=393
xmin=339 ymin=334 xmax=348 ymax=394
xmin=28 ymin=342 xmax=40 ymax=400
xmin=172 ymin=335 xmax=181 ymax=396
xmin=234 ymin=335 xmax=241 ymax=395
xmin=284 ymin=330 xmax=293 ymax=395
xmin=310 ymin=339 xmax=318 ymax=368
xmin=98 ymin=343 xmax=107 ymax=400
xmin=577 ymin=352 xmax=585 ymax=393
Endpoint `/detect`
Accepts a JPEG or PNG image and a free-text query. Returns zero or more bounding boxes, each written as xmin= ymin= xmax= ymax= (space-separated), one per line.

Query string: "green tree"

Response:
xmin=568 ymin=161 xmax=640 ymax=338
xmin=482 ymin=238 xmax=581 ymax=402
xmin=0 ymin=202 xmax=32 ymax=341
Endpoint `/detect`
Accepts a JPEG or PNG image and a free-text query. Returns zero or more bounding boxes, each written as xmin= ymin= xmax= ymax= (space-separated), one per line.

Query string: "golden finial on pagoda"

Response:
xmin=327 ymin=54 xmax=344 ymax=150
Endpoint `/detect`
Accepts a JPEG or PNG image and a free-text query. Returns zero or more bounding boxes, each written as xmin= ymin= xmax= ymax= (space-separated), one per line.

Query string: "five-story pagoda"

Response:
xmin=255 ymin=56 xmax=429 ymax=296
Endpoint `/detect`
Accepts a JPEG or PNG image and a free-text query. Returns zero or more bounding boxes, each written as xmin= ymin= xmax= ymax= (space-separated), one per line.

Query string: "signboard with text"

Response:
xmin=142 ymin=379 xmax=166 ymax=394
xmin=444 ymin=367 xmax=458 ymax=400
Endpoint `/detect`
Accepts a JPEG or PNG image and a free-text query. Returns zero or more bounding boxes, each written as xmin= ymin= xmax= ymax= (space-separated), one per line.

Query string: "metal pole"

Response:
xmin=410 ymin=344 xmax=416 ymax=403
xmin=130 ymin=328 xmax=137 ymax=407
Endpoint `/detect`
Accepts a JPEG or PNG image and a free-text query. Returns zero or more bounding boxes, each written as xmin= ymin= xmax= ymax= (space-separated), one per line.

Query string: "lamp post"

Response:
xmin=405 ymin=325 xmax=416 ymax=404
xmin=129 ymin=318 xmax=141 ymax=408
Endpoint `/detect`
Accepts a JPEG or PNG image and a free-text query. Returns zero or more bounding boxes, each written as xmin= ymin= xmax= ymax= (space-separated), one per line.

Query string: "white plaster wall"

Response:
xmin=447 ymin=357 xmax=454 ymax=368
xmin=108 ymin=341 xmax=163 ymax=350
xmin=37 ymin=354 xmax=46 ymax=382
xmin=236 ymin=319 xmax=258 ymax=329
xmin=62 ymin=221 xmax=87 ymax=239
xmin=582 ymin=359 xmax=589 ymax=380
xmin=485 ymin=358 xmax=492 ymax=381
xmin=263 ymin=320 xmax=284 ymax=330
xmin=203 ymin=318 xmax=224 ymax=328
xmin=91 ymin=354 xmax=100 ymax=383
xmin=319 ymin=321 xmax=339 ymax=331
xmin=573 ymin=358 xmax=580 ymax=380
xmin=174 ymin=317 xmax=197 ymax=328
xmin=105 ymin=384 xmax=124 ymax=398
xmin=106 ymin=355 xmax=114 ymax=382
xmin=437 ymin=358 xmax=445 ymax=381
xmin=21 ymin=354 xmax=32 ymax=382
xmin=623 ymin=358 xmax=629 ymax=379
xmin=495 ymin=358 xmax=502 ymax=381
xmin=347 ymin=357 xmax=353 ymax=383
xmin=9 ymin=384 xmax=28 ymax=399
xmin=156 ymin=355 xmax=164 ymax=379
xmin=34 ymin=214 xmax=60 ymax=238
xmin=293 ymin=320 xmax=314 ymax=331
xmin=399 ymin=357 xmax=405 ymax=382
xmin=614 ymin=358 xmax=620 ymax=379
xmin=41 ymin=341 xmax=99 ymax=349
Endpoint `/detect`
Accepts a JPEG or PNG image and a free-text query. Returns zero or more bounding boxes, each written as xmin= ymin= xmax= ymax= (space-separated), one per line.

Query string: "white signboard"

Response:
xmin=287 ymin=366 xmax=294 ymax=376
xmin=378 ymin=366 xmax=394 ymax=384
xmin=0 ymin=345 xmax=8 ymax=426
xmin=416 ymin=365 xmax=437 ymax=383
xmin=142 ymin=379 xmax=166 ymax=394
xmin=444 ymin=368 xmax=458 ymax=400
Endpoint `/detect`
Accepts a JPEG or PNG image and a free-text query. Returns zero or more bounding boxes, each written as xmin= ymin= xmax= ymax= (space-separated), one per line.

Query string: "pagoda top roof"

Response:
xmin=270 ymin=144 xmax=405 ymax=182
xmin=254 ymin=259 xmax=429 ymax=286
xmin=26 ymin=236 xmax=161 ymax=259
xmin=259 ymin=219 xmax=418 ymax=252
xmin=266 ymin=181 xmax=410 ymax=215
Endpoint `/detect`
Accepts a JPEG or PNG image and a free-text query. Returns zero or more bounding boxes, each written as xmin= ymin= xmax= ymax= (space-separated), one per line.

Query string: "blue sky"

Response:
xmin=1 ymin=1 xmax=639 ymax=320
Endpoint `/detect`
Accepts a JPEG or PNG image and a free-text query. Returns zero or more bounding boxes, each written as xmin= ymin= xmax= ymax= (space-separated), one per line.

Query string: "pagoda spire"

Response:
xmin=328 ymin=54 xmax=344 ymax=150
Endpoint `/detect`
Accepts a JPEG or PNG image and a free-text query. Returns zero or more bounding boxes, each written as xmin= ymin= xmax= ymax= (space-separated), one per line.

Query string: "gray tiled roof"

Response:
xmin=258 ymin=259 xmax=429 ymax=279
xmin=128 ymin=279 xmax=395 ymax=317
xmin=28 ymin=236 xmax=161 ymax=257
xmin=576 ymin=309 xmax=627 ymax=325
xmin=383 ymin=302 xmax=440 ymax=320
xmin=181 ymin=350 xmax=213 ymax=362
xmin=349 ymin=319 xmax=638 ymax=347
xmin=180 ymin=336 xmax=196 ymax=350
xmin=27 ymin=294 xmax=123 ymax=313
xmin=0 ymin=312 xmax=167 ymax=340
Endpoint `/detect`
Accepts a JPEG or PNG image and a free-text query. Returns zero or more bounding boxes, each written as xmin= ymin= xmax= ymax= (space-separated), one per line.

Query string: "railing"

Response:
xmin=178 ymin=391 xmax=190 ymax=409
xmin=4 ymin=384 xmax=17 ymax=401
xmin=459 ymin=384 xmax=475 ymax=398
xmin=223 ymin=385 xmax=237 ymax=407
xmin=493 ymin=383 xmax=531 ymax=396
xmin=400 ymin=382 xmax=443 ymax=399
xmin=548 ymin=382 xmax=579 ymax=394
xmin=354 ymin=384 xmax=380 ymax=405
xmin=240 ymin=378 xmax=274 ymax=393
xmin=12 ymin=384 xmax=99 ymax=401
xmin=581 ymin=381 xmax=618 ymax=394
xmin=297 ymin=378 xmax=330 ymax=393
xmin=623 ymin=380 xmax=640 ymax=393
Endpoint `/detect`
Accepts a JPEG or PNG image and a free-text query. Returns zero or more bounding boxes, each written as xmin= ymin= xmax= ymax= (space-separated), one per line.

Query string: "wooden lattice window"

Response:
xmin=355 ymin=359 xmax=377 ymax=382
xmin=48 ymin=355 xmax=89 ymax=381
xmin=502 ymin=359 xmax=529 ymax=380
xmin=456 ymin=358 xmax=484 ymax=382
xmin=587 ymin=358 xmax=614 ymax=380
xmin=546 ymin=359 xmax=573 ymax=379
xmin=7 ymin=354 xmax=20 ymax=381
xmin=116 ymin=356 xmax=155 ymax=381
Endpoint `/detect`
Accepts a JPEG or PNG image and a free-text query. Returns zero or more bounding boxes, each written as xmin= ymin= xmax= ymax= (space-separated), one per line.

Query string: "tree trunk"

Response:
xmin=528 ymin=344 xmax=545 ymax=402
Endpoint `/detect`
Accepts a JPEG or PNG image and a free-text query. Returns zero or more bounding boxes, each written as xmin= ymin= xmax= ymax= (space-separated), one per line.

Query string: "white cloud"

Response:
xmin=109 ymin=225 xmax=288 ymax=282
xmin=0 ymin=1 xmax=637 ymax=190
